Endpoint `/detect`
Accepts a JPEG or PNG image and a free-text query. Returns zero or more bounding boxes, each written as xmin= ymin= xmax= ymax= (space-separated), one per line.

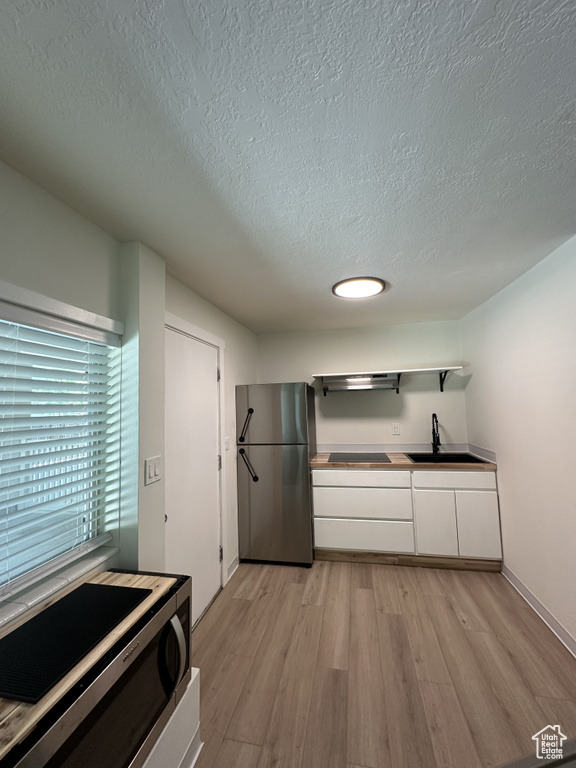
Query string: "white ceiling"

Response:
xmin=1 ymin=0 xmax=575 ymax=334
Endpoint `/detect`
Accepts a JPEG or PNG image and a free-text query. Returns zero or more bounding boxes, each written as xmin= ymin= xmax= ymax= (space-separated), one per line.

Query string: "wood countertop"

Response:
xmin=0 ymin=571 xmax=177 ymax=762
xmin=310 ymin=452 xmax=497 ymax=470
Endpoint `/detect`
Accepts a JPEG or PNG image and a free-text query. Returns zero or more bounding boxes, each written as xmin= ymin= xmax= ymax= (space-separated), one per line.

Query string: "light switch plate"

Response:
xmin=144 ymin=456 xmax=162 ymax=485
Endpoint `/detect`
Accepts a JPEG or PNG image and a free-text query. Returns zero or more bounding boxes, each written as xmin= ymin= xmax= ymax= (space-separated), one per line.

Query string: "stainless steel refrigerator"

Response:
xmin=236 ymin=382 xmax=316 ymax=565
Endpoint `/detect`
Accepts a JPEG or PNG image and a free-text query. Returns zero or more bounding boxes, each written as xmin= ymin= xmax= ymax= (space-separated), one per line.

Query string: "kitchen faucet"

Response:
xmin=432 ymin=413 xmax=441 ymax=454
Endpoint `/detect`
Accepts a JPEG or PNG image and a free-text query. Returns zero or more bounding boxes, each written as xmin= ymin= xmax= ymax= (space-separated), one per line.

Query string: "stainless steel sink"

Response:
xmin=406 ymin=452 xmax=489 ymax=464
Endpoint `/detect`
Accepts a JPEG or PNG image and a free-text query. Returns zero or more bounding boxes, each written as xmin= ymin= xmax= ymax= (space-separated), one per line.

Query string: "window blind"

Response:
xmin=0 ymin=318 xmax=121 ymax=589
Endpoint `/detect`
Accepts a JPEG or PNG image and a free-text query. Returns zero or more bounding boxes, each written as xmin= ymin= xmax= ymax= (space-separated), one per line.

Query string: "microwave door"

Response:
xmin=159 ymin=613 xmax=188 ymax=698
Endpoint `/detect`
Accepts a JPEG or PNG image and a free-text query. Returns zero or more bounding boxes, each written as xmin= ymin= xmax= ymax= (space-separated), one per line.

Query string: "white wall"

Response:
xmin=165 ymin=276 xmax=258 ymax=576
xmin=119 ymin=243 xmax=167 ymax=572
xmin=257 ymin=321 xmax=467 ymax=449
xmin=0 ymin=161 xmax=167 ymax=574
xmin=0 ymin=161 xmax=120 ymax=319
xmin=461 ymin=236 xmax=576 ymax=641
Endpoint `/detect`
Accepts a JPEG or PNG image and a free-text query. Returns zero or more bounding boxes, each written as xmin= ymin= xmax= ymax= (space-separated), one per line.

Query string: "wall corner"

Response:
xmin=118 ymin=242 xmax=166 ymax=572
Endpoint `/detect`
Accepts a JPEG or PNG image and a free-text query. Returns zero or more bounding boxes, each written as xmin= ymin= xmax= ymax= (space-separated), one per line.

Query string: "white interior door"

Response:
xmin=165 ymin=327 xmax=221 ymax=625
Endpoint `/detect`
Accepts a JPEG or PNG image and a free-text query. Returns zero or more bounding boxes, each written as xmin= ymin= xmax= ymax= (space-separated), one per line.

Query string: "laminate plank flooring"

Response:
xmin=376 ymin=611 xmax=436 ymax=768
xmin=419 ymin=681 xmax=483 ymax=768
xmin=372 ymin=563 xmax=401 ymax=615
xmin=316 ymin=561 xmax=350 ymax=671
xmin=300 ymin=666 xmax=348 ymax=768
xmin=436 ymin=569 xmax=492 ymax=632
xmin=256 ymin=603 xmax=323 ymax=768
xmin=347 ymin=587 xmax=389 ymax=768
xmin=212 ymin=739 xmax=261 ymax=768
xmin=460 ymin=573 xmax=572 ymax=700
xmin=225 ymin=582 xmax=305 ymax=746
xmin=192 ymin=562 xmax=576 ymax=768
xmin=194 ymin=653 xmax=254 ymax=768
xmin=426 ymin=594 xmax=522 ymax=767
xmin=397 ymin=589 xmax=452 ymax=685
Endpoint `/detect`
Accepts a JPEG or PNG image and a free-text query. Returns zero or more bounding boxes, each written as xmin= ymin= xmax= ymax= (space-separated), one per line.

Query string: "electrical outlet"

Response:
xmin=392 ymin=423 xmax=400 ymax=435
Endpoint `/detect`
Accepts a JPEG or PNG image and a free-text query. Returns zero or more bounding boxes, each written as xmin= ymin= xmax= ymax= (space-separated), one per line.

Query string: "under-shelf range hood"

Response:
xmin=316 ymin=372 xmax=400 ymax=392
xmin=313 ymin=366 xmax=463 ymax=394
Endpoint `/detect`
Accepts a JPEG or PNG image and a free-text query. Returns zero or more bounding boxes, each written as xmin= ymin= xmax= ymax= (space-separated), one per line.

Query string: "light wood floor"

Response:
xmin=191 ymin=561 xmax=576 ymax=768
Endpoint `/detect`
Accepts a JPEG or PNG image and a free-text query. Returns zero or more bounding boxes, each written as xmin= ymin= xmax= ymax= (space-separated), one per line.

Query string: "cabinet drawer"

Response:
xmin=412 ymin=471 xmax=496 ymax=490
xmin=313 ymin=487 xmax=413 ymax=520
xmin=314 ymin=518 xmax=415 ymax=553
xmin=312 ymin=469 xmax=411 ymax=488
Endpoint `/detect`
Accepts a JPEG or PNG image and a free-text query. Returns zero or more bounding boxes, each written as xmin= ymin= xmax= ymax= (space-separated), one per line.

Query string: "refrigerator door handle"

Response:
xmin=238 ymin=408 xmax=254 ymax=443
xmin=239 ymin=448 xmax=259 ymax=482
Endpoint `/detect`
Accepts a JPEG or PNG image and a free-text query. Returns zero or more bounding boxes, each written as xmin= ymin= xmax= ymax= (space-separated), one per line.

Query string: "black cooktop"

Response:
xmin=328 ymin=452 xmax=391 ymax=463
xmin=0 ymin=582 xmax=151 ymax=704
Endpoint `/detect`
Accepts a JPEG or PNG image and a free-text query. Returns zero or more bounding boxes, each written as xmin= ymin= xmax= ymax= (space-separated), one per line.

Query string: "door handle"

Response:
xmin=238 ymin=408 xmax=254 ymax=443
xmin=239 ymin=448 xmax=259 ymax=482
xmin=160 ymin=614 xmax=188 ymax=697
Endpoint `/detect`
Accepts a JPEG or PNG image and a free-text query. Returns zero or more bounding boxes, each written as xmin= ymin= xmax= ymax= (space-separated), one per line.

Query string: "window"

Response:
xmin=0 ymin=317 xmax=121 ymax=592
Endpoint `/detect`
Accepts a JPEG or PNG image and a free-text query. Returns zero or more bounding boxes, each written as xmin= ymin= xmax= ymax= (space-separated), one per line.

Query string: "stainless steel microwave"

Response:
xmin=2 ymin=571 xmax=192 ymax=768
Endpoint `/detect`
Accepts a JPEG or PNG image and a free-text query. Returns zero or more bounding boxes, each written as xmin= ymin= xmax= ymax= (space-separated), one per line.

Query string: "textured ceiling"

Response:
xmin=0 ymin=0 xmax=575 ymax=334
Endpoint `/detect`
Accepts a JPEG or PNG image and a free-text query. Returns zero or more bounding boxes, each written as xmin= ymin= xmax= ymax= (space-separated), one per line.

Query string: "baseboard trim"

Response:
xmin=501 ymin=564 xmax=576 ymax=660
xmin=314 ymin=549 xmax=501 ymax=572
xmin=226 ymin=556 xmax=239 ymax=582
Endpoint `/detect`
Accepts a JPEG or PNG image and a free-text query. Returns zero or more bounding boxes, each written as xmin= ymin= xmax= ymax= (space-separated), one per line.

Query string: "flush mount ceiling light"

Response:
xmin=332 ymin=277 xmax=387 ymax=299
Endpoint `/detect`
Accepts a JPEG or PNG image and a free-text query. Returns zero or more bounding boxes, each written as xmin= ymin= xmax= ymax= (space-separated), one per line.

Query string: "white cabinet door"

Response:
xmin=313 ymin=486 xmax=413 ymax=520
xmin=456 ymin=491 xmax=502 ymax=559
xmin=413 ymin=490 xmax=459 ymax=556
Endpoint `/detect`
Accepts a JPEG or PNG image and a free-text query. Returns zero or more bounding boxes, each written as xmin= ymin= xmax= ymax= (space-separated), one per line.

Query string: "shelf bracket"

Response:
xmin=395 ymin=372 xmax=402 ymax=394
xmin=439 ymin=370 xmax=449 ymax=392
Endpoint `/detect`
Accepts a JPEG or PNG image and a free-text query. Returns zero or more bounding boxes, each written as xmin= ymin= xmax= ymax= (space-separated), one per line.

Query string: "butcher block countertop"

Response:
xmin=311 ymin=452 xmax=497 ymax=470
xmin=0 ymin=571 xmax=176 ymax=762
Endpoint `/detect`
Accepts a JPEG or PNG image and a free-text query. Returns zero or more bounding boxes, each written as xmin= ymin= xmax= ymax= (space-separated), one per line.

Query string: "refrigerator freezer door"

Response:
xmin=237 ymin=444 xmax=313 ymax=564
xmin=236 ymin=383 xmax=310 ymax=445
